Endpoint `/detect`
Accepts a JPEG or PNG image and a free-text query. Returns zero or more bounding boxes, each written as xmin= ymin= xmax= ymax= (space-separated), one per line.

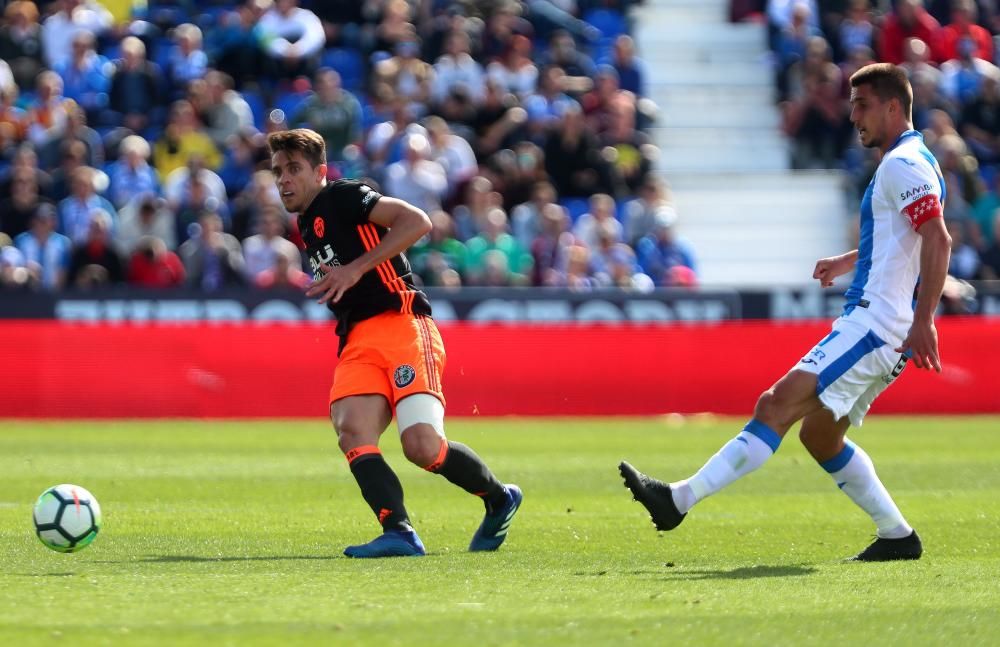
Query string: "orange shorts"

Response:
xmin=330 ymin=312 xmax=446 ymax=409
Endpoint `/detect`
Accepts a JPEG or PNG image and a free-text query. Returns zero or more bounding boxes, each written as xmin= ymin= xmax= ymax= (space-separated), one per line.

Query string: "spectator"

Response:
xmin=41 ymin=0 xmax=112 ymax=70
xmin=539 ymin=30 xmax=597 ymax=92
xmin=241 ymin=206 xmax=301 ymax=281
xmin=774 ymin=3 xmax=822 ymax=101
xmin=877 ymin=0 xmax=941 ymax=66
xmin=971 ymin=170 xmax=1000 ymax=249
xmin=0 ymin=166 xmax=54 ymax=239
xmin=291 ymin=68 xmax=362 ymax=162
xmin=25 ymin=71 xmax=72 ymax=151
xmin=938 ymin=37 xmax=1000 ymax=106
xmin=408 ymin=210 xmax=468 ymax=285
xmin=208 ymin=0 xmax=269 ymax=88
xmin=481 ymin=0 xmax=535 ymax=62
xmin=488 ymin=140 xmax=549 ymax=210
xmin=254 ymin=251 xmax=310 ymax=289
xmin=838 ymin=0 xmax=875 ymax=60
xmin=487 ymin=34 xmax=539 ymax=98
xmin=257 ymin=0 xmax=326 ymax=82
xmin=127 ymin=235 xmax=185 ymax=288
xmin=900 ymin=37 xmax=942 ymax=89
xmin=54 ymin=31 xmax=111 ymax=124
xmin=230 ymin=169 xmax=285 ymax=242
xmin=46 ymin=140 xmax=88 ymax=202
xmin=0 ymin=86 xmax=27 ymax=158
xmin=40 ymin=101 xmax=103 ymax=170
xmin=464 ymin=207 xmax=533 ymax=286
xmin=946 ymin=218 xmax=980 ymax=279
xmin=14 ymin=204 xmax=72 ymax=290
xmin=450 ymin=175 xmax=504 ymax=242
xmin=179 ymin=211 xmax=246 ymax=291
xmin=611 ymin=35 xmax=646 ymax=98
xmin=601 ymin=92 xmax=654 ymax=193
xmin=189 ymin=71 xmax=255 ymax=150
xmin=165 ymin=23 xmax=208 ymax=94
xmin=622 ymin=176 xmax=673 ymax=246
xmin=635 ymin=208 xmax=698 ymax=287
xmin=424 ymin=115 xmax=478 ymax=200
xmin=561 ymin=243 xmax=598 ymax=290
xmin=935 ymin=0 xmax=993 ymax=64
xmin=108 ymin=135 xmax=159 ymax=209
xmin=218 ymin=130 xmax=264 ymax=198
xmin=977 ymin=210 xmax=1000 ymax=278
xmin=0 ymin=233 xmax=30 ymax=289
xmin=384 ymin=132 xmax=448 ymax=214
xmin=374 ymin=40 xmax=434 ymax=111
xmin=544 ymin=102 xmax=614 ymax=198
xmin=107 ymin=36 xmax=163 ymax=134
xmin=117 ymin=194 xmax=176 ymax=254
xmin=173 ymin=170 xmax=230 ymax=243
xmin=960 ymin=73 xmax=1000 ymax=164
xmin=783 ymin=37 xmax=851 ymax=169
xmin=530 ymin=202 xmax=573 ymax=286
xmin=371 ymin=0 xmax=418 ymax=57
xmin=574 ymin=193 xmax=623 ymax=249
xmin=511 ymin=180 xmax=559 ymax=249
xmin=154 ymin=101 xmax=223 ymax=178
xmin=58 ymin=166 xmax=117 ymax=244
xmin=523 ymin=66 xmax=577 ymax=143
xmin=581 ymin=65 xmax=623 ymax=135
xmin=431 ymin=30 xmax=486 ymax=106
xmin=0 ymin=1 xmax=45 ymax=91
xmin=471 ymin=80 xmax=528 ymax=159
xmin=66 ymin=209 xmax=125 ymax=286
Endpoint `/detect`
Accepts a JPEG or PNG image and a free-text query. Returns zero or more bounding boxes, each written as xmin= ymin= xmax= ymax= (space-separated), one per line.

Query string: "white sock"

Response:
xmin=670 ymin=419 xmax=781 ymax=514
xmin=822 ymin=440 xmax=912 ymax=539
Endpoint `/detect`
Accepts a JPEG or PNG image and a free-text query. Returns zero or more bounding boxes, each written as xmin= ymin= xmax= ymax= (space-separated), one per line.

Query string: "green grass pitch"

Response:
xmin=1 ymin=417 xmax=998 ymax=646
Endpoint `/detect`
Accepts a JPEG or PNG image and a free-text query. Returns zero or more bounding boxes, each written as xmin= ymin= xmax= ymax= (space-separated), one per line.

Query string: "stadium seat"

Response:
xmin=241 ymin=88 xmax=267 ymax=131
xmin=275 ymin=90 xmax=311 ymax=122
xmin=583 ymin=9 xmax=627 ymax=40
xmin=321 ymin=48 xmax=365 ymax=92
xmin=560 ymin=197 xmax=591 ymax=222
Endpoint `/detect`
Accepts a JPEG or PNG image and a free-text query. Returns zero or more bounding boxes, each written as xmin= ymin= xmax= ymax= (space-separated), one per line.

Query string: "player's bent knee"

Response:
xmin=400 ymin=424 xmax=444 ymax=467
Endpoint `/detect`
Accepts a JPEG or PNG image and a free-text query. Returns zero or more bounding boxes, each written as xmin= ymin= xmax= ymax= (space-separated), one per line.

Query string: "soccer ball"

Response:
xmin=33 ymin=484 xmax=102 ymax=553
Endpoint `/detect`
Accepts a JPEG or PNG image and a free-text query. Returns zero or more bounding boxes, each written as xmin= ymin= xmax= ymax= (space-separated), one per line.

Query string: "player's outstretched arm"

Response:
xmin=306 ymin=197 xmax=432 ymax=304
xmin=896 ymin=217 xmax=952 ymax=372
xmin=813 ymin=250 xmax=858 ymax=287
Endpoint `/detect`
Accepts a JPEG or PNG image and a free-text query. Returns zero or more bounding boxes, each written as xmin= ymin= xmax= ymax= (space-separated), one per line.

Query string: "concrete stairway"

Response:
xmin=632 ymin=0 xmax=852 ymax=287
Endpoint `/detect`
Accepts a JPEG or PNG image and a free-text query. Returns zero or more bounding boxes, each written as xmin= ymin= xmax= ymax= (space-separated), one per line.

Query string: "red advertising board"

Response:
xmin=1 ymin=319 xmax=996 ymax=418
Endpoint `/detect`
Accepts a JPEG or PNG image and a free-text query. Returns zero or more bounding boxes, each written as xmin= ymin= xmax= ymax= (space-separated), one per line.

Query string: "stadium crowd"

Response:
xmin=0 ymin=0 xmax=704 ymax=294
xmin=739 ymin=0 xmax=1000 ymax=281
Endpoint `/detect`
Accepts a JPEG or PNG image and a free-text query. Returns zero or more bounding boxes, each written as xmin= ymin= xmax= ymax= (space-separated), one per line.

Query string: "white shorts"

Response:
xmin=794 ymin=312 xmax=908 ymax=427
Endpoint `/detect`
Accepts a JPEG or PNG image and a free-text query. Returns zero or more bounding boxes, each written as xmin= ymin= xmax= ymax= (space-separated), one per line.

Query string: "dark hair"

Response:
xmin=266 ymin=128 xmax=326 ymax=169
xmin=850 ymin=63 xmax=912 ymax=120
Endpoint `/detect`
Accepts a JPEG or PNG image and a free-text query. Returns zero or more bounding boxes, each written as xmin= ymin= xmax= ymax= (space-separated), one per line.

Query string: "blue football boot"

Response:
xmin=344 ymin=529 xmax=426 ymax=558
xmin=469 ymin=485 xmax=523 ymax=552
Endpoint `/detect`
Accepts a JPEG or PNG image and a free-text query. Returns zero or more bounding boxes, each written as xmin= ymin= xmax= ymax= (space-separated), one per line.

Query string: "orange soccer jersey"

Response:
xmin=330 ymin=311 xmax=446 ymax=409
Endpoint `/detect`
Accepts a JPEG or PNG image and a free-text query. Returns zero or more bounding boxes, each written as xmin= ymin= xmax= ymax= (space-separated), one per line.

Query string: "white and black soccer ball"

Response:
xmin=33 ymin=484 xmax=102 ymax=553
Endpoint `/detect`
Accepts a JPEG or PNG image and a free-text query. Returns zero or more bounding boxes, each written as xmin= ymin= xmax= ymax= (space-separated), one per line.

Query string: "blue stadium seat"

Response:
xmin=275 ymin=90 xmax=311 ymax=121
xmin=583 ymin=9 xmax=627 ymax=40
xmin=560 ymin=197 xmax=591 ymax=222
xmin=321 ymin=48 xmax=365 ymax=92
xmin=241 ymin=88 xmax=267 ymax=131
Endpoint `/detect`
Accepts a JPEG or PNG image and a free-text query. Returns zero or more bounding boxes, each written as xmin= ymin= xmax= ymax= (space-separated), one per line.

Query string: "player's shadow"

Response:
xmin=139 ymin=555 xmax=341 ymax=563
xmin=658 ymin=564 xmax=817 ymax=580
xmin=575 ymin=564 xmax=816 ymax=581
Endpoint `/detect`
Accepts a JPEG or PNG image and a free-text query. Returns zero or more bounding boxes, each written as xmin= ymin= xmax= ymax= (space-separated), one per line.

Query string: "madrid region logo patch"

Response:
xmin=394 ymin=365 xmax=416 ymax=388
xmin=313 ymin=217 xmax=325 ymax=237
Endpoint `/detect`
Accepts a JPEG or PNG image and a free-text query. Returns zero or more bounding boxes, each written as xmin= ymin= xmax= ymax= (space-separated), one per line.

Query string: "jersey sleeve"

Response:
xmin=333 ymin=180 xmax=383 ymax=225
xmin=883 ymin=155 xmax=944 ymax=230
